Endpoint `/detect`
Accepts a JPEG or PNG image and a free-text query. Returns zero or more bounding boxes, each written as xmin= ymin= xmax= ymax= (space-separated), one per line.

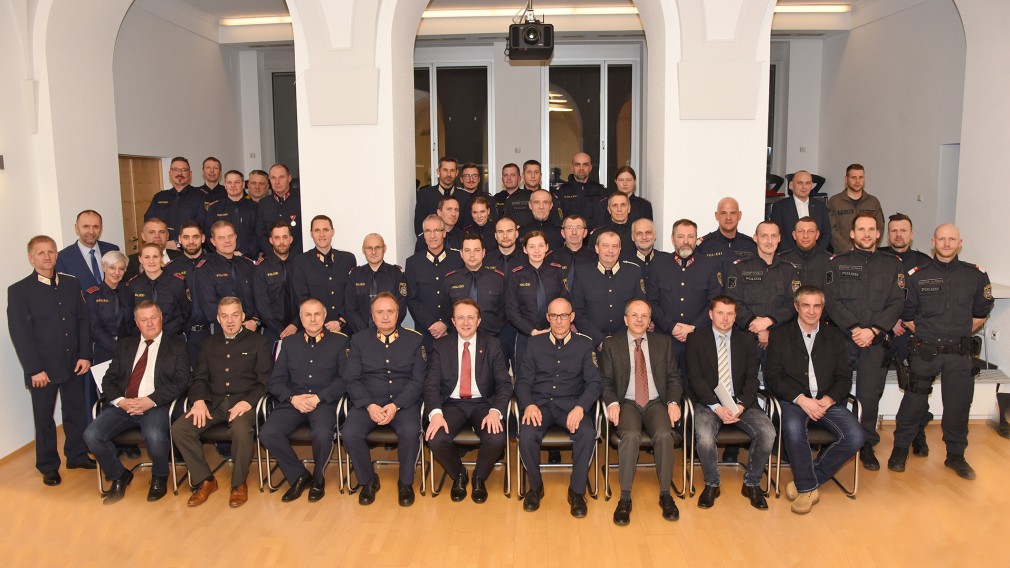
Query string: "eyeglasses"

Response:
xmin=547 ymin=312 xmax=572 ymax=321
xmin=170 ymin=168 xmax=191 ymax=173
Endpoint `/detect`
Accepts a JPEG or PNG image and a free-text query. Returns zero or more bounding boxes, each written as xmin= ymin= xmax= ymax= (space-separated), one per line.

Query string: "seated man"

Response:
xmin=84 ymin=301 xmax=190 ymax=504
xmin=342 ymin=292 xmax=426 ymax=507
xmin=259 ymin=298 xmax=349 ymax=503
xmin=516 ymin=298 xmax=602 ymax=517
xmin=171 ymin=297 xmax=272 ymax=508
xmin=765 ymin=285 xmax=865 ymax=514
xmin=424 ymin=299 xmax=512 ymax=504
xmin=685 ymin=295 xmax=775 ymax=510
xmin=600 ymin=299 xmax=682 ymax=525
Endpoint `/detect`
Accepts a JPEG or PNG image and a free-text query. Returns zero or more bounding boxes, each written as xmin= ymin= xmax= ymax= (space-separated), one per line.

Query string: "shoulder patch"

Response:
xmin=399 ymin=282 xmax=408 ymax=297
xmin=976 ymin=264 xmax=986 ymax=274
xmin=908 ymin=266 xmax=920 ymax=276
xmin=717 ymin=271 xmax=723 ymax=286
xmin=174 ymin=272 xmax=186 ymax=281
xmin=791 ymin=279 xmax=802 ymax=293
xmin=493 ymin=269 xmax=504 ymax=277
xmin=826 ymin=271 xmax=834 ymax=285
xmin=512 ymin=265 xmax=524 ymax=273
xmin=732 ymin=258 xmax=744 ymax=265
xmin=726 ymin=276 xmax=737 ymax=289
xmin=591 ymin=350 xmax=599 ymax=368
xmin=196 ymin=259 xmax=207 ymax=268
xmin=984 ymin=284 xmax=993 ymax=300
xmin=896 ymin=273 xmax=905 ymax=289
xmin=549 ymin=262 xmax=562 ymax=268
xmin=696 ymin=236 xmax=705 ymax=245
xmin=86 ymin=286 xmax=100 ymax=294
xmin=446 ymin=269 xmax=460 ymax=277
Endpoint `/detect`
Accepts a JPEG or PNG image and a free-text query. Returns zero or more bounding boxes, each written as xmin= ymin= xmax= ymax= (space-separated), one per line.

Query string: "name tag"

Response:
xmin=519 ymin=282 xmax=531 ymax=287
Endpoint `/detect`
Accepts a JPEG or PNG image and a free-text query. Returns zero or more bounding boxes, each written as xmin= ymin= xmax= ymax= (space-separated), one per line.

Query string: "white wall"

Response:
xmin=783 ymin=38 xmax=822 ymax=176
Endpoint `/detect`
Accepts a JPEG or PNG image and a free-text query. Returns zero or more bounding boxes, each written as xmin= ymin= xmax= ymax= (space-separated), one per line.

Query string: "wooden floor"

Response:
xmin=2 ymin=422 xmax=1007 ymax=567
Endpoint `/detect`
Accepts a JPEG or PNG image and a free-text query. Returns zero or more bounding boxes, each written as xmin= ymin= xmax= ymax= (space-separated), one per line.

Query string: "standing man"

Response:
xmin=824 ymin=213 xmax=905 ymax=470
xmin=415 ymin=156 xmax=459 ymax=235
xmin=166 ymin=222 xmax=210 ymax=367
xmin=246 ymin=169 xmax=271 ymax=203
xmin=455 ymin=162 xmax=487 ymax=229
xmin=570 ymin=231 xmax=645 ymax=347
xmin=424 ymin=299 xmax=512 ymax=503
xmin=725 ymin=222 xmax=799 ymax=349
xmin=144 ymin=157 xmax=206 ymax=241
xmin=696 ymin=197 xmax=757 ymax=264
xmin=499 ymin=160 xmax=542 ymax=228
xmin=590 ymin=192 xmax=634 ymax=251
xmin=416 ymin=197 xmax=463 ymax=253
xmin=172 ymin=297 xmax=271 ymax=508
xmin=484 ymin=216 xmax=527 ymax=274
xmin=778 ymin=217 xmax=832 ymax=288
xmin=493 ymin=162 xmax=523 ymax=219
xmin=516 ymin=298 xmax=602 ymax=517
xmin=519 ymin=189 xmax=564 ymax=252
xmin=624 ymin=218 xmax=663 ymax=270
xmin=444 ymin=235 xmax=507 ymax=338
xmin=548 ymin=214 xmax=596 ymax=292
xmin=770 ymin=170 xmax=832 ymax=252
xmin=601 ymin=299 xmax=682 ymax=525
xmin=345 ymin=233 xmax=407 ymax=334
xmin=406 ymin=215 xmax=465 ymax=352
xmin=254 ymin=222 xmax=297 ymax=345
xmin=259 ymin=298 xmax=349 ymax=503
xmin=125 ymin=218 xmax=183 ymax=281
xmin=826 ymin=164 xmax=885 ymax=253
xmin=8 ymin=236 xmax=94 ymax=485
xmin=290 ymin=215 xmax=356 ymax=334
xmin=257 ymin=163 xmax=303 ymax=255
xmin=553 ymin=152 xmax=606 ymax=230
xmin=197 ymin=157 xmax=226 ymax=203
xmin=56 ymin=209 xmax=121 ymax=291
xmin=888 ymin=224 xmax=993 ymax=480
xmin=195 ymin=221 xmax=259 ymax=332
xmin=205 ymin=170 xmax=259 ymax=259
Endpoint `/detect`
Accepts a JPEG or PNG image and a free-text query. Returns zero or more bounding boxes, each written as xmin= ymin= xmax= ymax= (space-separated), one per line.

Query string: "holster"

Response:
xmin=906 ymin=371 xmax=935 ymax=395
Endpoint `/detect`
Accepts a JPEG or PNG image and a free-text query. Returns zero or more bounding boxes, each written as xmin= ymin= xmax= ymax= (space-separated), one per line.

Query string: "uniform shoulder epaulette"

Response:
xmin=402 ymin=327 xmax=423 ymax=336
xmin=237 ymin=255 xmax=255 ymax=265
xmin=126 ymin=274 xmax=141 ymax=284
xmin=347 ymin=266 xmax=355 ymax=275
xmin=695 ymin=236 xmax=705 ymax=245
xmin=448 ymin=247 xmax=460 ymax=253
xmin=777 ymin=248 xmax=794 ymax=256
xmin=907 ymin=266 xmax=920 ymax=276
xmin=878 ymin=249 xmax=899 ymax=259
xmin=86 ymin=286 xmax=100 ymax=295
xmin=196 ymin=259 xmax=207 ymax=268
xmin=620 ymin=260 xmax=638 ymax=267
xmin=829 ymin=254 xmax=839 ymax=261
xmin=446 ymin=269 xmax=460 ymax=277
xmin=254 ymin=257 xmax=263 ymax=266
xmin=58 ymin=272 xmax=76 ymax=280
xmin=549 ymin=262 xmax=562 ymax=268
xmin=573 ymin=332 xmax=594 ymax=342
xmin=332 ymin=331 xmax=348 ymax=338
xmin=512 ymin=265 xmax=524 ymax=273
xmin=173 ymin=272 xmax=186 ymax=281
xmin=732 ymin=258 xmax=745 ymax=265
xmin=493 ymin=269 xmax=505 ymax=277
xmin=395 ymin=265 xmax=403 ymax=271
xmin=207 ymin=200 xmax=220 ymax=207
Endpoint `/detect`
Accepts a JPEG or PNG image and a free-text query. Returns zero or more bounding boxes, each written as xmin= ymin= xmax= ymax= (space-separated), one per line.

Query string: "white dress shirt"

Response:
xmin=798 ymin=323 xmax=820 ymax=400
xmin=793 ymin=195 xmax=810 ymax=219
xmin=77 ymin=241 xmax=105 ymax=280
xmin=623 ymin=332 xmax=659 ymax=403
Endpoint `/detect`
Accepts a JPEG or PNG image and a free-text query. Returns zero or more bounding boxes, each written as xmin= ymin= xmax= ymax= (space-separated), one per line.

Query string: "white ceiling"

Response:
xmin=174 ymin=0 xmax=288 ymax=19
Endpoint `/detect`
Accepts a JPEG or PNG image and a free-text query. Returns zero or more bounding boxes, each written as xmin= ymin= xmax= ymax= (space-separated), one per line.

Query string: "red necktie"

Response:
xmin=460 ymin=341 xmax=472 ymax=399
xmin=634 ymin=338 xmax=648 ymax=407
xmin=125 ymin=339 xmax=154 ymax=399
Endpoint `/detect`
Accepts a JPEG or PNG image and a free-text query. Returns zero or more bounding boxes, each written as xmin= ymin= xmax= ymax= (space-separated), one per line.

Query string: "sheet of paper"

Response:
xmin=91 ymin=360 xmax=111 ymax=393
xmin=714 ymin=383 xmax=740 ymax=416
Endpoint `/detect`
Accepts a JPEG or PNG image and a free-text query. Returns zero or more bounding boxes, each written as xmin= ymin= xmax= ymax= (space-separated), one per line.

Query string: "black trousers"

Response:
xmin=428 ymin=399 xmax=507 ymax=481
xmin=894 ymin=352 xmax=973 ymax=456
xmin=29 ymin=377 xmax=90 ymax=473
xmin=171 ymin=403 xmax=257 ymax=487
xmin=259 ymin=403 xmax=338 ymax=484
xmin=848 ymin=342 xmax=888 ymax=446
xmin=341 ymin=404 xmax=421 ymax=486
xmin=518 ymin=401 xmax=595 ymax=494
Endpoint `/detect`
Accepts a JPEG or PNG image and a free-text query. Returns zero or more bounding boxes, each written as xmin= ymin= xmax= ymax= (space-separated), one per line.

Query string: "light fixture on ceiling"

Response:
xmin=775 ymin=5 xmax=851 ymax=13
xmin=549 ymin=105 xmax=573 ymax=112
xmin=220 ymin=16 xmax=292 ymax=26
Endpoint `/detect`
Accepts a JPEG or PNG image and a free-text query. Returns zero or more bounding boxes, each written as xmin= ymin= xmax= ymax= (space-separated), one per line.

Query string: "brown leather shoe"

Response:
xmin=187 ymin=478 xmax=219 ymax=507
xmin=229 ymin=483 xmax=249 ymax=508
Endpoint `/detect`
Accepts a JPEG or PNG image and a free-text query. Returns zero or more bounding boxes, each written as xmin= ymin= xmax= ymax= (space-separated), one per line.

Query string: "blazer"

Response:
xmin=685 ymin=328 xmax=760 ymax=409
xmin=8 ymin=272 xmax=91 ymax=385
xmin=769 ymin=196 xmax=831 ymax=252
xmin=102 ymin=333 xmax=190 ymax=407
xmin=765 ymin=322 xmax=851 ymax=405
xmin=56 ymin=240 xmax=121 ymax=290
xmin=423 ymin=333 xmax=513 ymax=417
xmin=600 ymin=331 xmax=683 ymax=407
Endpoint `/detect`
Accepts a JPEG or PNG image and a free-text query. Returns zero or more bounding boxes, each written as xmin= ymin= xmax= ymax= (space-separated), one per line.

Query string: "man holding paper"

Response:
xmin=685 ymin=295 xmax=775 ymax=510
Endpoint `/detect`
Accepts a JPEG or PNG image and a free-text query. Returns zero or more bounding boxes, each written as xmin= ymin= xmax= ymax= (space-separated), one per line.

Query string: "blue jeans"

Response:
xmin=84 ymin=404 xmax=172 ymax=480
xmin=694 ymin=405 xmax=775 ymax=487
xmin=779 ymin=400 xmax=865 ymax=493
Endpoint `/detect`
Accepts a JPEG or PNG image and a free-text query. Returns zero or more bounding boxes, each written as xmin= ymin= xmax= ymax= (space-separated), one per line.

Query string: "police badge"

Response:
xmin=791 ymin=280 xmax=801 ymax=293
xmin=399 ymin=282 xmax=407 ymax=297
xmin=717 ymin=272 xmax=723 ymax=286
xmin=421 ymin=345 xmax=427 ymax=361
xmin=897 ymin=273 xmax=905 ymax=289
xmin=826 ymin=270 xmax=833 ymax=285
xmin=984 ymin=284 xmax=993 ymax=300
xmin=639 ymin=279 xmax=646 ymax=294
xmin=726 ymin=276 xmax=737 ymax=289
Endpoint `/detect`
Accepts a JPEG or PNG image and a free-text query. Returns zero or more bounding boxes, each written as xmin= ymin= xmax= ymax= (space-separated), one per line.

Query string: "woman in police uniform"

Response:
xmin=84 ymin=251 xmax=130 ymax=364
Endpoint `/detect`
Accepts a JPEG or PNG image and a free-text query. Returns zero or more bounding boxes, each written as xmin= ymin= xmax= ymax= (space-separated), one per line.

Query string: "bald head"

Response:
xmin=932 ymin=223 xmax=962 ymax=262
xmin=572 ymin=152 xmax=593 ymax=182
xmin=715 ymin=197 xmax=743 ymax=235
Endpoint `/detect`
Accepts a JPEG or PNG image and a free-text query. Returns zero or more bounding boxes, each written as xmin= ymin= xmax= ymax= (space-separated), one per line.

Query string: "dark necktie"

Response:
xmin=567 ymin=251 xmax=576 ymax=288
xmin=469 ymin=272 xmax=479 ymax=300
xmin=125 ymin=339 xmax=154 ymax=399
xmin=634 ymin=338 xmax=648 ymax=407
xmin=605 ymin=268 xmax=614 ymax=278
xmin=460 ymin=341 xmax=472 ymax=399
xmin=369 ymin=270 xmax=378 ymax=299
xmin=89 ymin=249 xmax=101 ymax=283
xmin=535 ymin=269 xmax=546 ymax=316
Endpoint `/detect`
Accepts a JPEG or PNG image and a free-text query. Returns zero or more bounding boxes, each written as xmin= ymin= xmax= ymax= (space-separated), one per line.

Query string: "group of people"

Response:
xmin=6 ymin=152 xmax=992 ymax=523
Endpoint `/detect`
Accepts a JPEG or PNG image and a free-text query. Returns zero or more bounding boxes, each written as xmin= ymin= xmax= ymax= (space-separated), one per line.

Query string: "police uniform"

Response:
xmin=878 ymin=247 xmax=933 ymax=365
xmin=204 ymin=196 xmax=260 ymax=258
xmin=290 ymin=248 xmax=356 ymax=329
xmin=548 ymin=245 xmax=597 ymax=292
xmin=85 ymin=282 xmax=130 ymax=364
xmin=553 ymin=175 xmax=606 ymax=229
xmin=341 ymin=327 xmax=426 ymax=487
xmin=824 ymin=248 xmax=905 ymax=447
xmin=484 ymin=248 xmax=527 ymax=274
xmin=7 ymin=271 xmax=93 ymax=474
xmin=589 ymin=220 xmax=634 ymax=252
xmin=506 ymin=260 xmax=567 ymax=370
xmin=725 ymin=255 xmax=799 ymax=334
xmin=443 ymin=266 xmax=506 ymax=335
xmin=124 ymin=249 xmax=183 ymax=282
xmin=345 ymin=262 xmax=408 ymax=334
xmin=259 ymin=330 xmax=349 ymax=486
xmin=166 ymin=251 xmax=211 ymax=367
xmin=696 ymin=230 xmax=757 ymax=266
xmin=778 ymin=246 xmax=831 ymax=288
xmin=892 ymin=256 xmax=994 ymax=460
xmin=124 ymin=270 xmax=192 ymax=337
xmin=256 ymin=189 xmax=303 ymax=255
xmin=144 ymin=185 xmax=207 ymax=241
xmin=879 ymin=247 xmax=932 ymax=274
xmin=405 ymin=248 xmax=464 ymax=351
xmin=456 ymin=189 xmax=491 ymax=229
xmin=592 ymin=194 xmax=653 ymax=228
xmin=499 ymin=188 xmax=536 ymax=228
xmin=197 ymin=183 xmax=227 ymax=204
xmin=519 ymin=216 xmax=564 ymax=252
xmin=463 ymin=221 xmax=497 ymax=253
xmin=415 ymin=226 xmax=463 ymax=254
xmin=414 ymin=184 xmax=462 ymax=235
xmin=171 ymin=328 xmax=272 ymax=488
xmin=253 ymin=251 xmax=295 ymax=343
xmin=621 ymin=248 xmax=665 ymax=274
xmin=515 ymin=331 xmax=602 ymax=494
xmin=194 ymin=252 xmax=259 ymax=325
xmin=570 ymin=261 xmax=645 ymax=346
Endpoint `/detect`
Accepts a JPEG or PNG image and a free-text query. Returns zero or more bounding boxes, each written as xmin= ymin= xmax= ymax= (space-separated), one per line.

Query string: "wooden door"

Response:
xmin=119 ymin=156 xmax=163 ymax=253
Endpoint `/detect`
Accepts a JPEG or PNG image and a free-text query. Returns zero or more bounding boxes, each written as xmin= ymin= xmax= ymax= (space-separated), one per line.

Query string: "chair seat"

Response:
xmin=713 ymin=424 xmax=752 ymax=445
xmin=608 ymin=428 xmax=683 ymax=449
xmin=111 ymin=428 xmax=147 ymax=447
xmin=198 ymin=423 xmax=233 ymax=443
xmin=285 ymin=424 xmax=336 ymax=444
xmin=806 ymin=425 xmax=839 ymax=446
xmin=542 ymin=425 xmax=587 ymax=447
xmin=451 ymin=428 xmax=483 ymax=445
xmin=364 ymin=426 xmax=399 ymax=445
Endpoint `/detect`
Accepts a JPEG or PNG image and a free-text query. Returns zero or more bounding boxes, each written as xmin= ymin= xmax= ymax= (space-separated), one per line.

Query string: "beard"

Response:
xmin=677 ymin=246 xmax=694 ymax=259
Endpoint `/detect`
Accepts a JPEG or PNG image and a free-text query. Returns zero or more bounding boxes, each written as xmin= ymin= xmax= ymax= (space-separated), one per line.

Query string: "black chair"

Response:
xmin=423 ymin=400 xmax=513 ymax=498
xmin=90 ymin=397 xmax=182 ymax=497
xmin=601 ymin=396 xmax=689 ymax=500
xmin=257 ymin=395 xmax=346 ymax=494
xmin=338 ymin=398 xmax=426 ymax=496
xmin=515 ymin=400 xmax=603 ymax=500
xmin=766 ymin=174 xmax=786 ymax=197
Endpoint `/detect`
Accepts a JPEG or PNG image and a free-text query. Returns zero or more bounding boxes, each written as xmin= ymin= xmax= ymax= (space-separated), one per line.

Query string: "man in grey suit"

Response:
xmin=600 ymin=298 xmax=683 ymax=526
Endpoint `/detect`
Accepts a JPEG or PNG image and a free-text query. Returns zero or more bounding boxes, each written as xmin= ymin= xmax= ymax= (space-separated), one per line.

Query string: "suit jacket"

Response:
xmin=8 ymin=272 xmax=91 ymax=385
xmin=765 ymin=322 xmax=851 ymax=405
xmin=102 ymin=333 xmax=190 ymax=407
xmin=56 ymin=240 xmax=121 ymax=290
xmin=600 ymin=331 xmax=683 ymax=407
xmin=685 ymin=328 xmax=759 ymax=409
xmin=424 ymin=333 xmax=513 ymax=417
xmin=769 ymin=196 xmax=831 ymax=252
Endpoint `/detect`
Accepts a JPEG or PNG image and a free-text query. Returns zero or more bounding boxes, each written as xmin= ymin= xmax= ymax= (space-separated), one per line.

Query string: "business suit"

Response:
xmin=685 ymin=328 xmax=774 ymax=488
xmin=765 ymin=322 xmax=865 ymax=493
xmin=55 ymin=240 xmax=121 ymax=291
xmin=601 ymin=332 xmax=682 ymax=494
xmin=83 ymin=333 xmax=190 ymax=481
xmin=769 ymin=195 xmax=831 ymax=252
xmin=424 ymin=333 xmax=513 ymax=483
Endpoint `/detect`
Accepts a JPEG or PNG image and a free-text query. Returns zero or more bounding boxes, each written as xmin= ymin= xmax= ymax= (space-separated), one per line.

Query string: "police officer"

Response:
xmin=195 ymin=221 xmax=259 ymax=333
xmin=125 ymin=242 xmax=191 ymax=338
xmin=166 ymin=221 xmax=211 ymax=367
xmin=506 ymin=230 xmax=568 ymax=372
xmin=516 ymin=297 xmax=602 ymax=517
xmin=406 ymin=214 xmax=464 ymax=352
xmin=778 ymin=216 xmax=832 ymax=288
xmin=125 ymin=218 xmax=183 ymax=281
xmin=493 ymin=162 xmax=522 ymax=220
xmin=570 ymin=230 xmax=645 ymax=347
xmin=696 ymin=197 xmax=757 ymax=264
xmin=204 ymin=170 xmax=259 ymax=259
xmin=345 ymin=233 xmax=407 ymax=334
xmin=444 ymin=235 xmax=506 ymax=337
xmin=246 ymin=169 xmax=270 ymax=203
xmin=499 ymin=160 xmax=542 ymax=228
xmin=824 ymin=213 xmax=905 ymax=470
xmin=196 ymin=157 xmax=226 ymax=203
xmin=256 ymin=163 xmax=303 ymax=255
xmin=8 ymin=235 xmax=94 ymax=485
xmin=590 ymin=192 xmax=634 ymax=251
xmin=888 ymin=224 xmax=994 ymax=480
xmin=485 ymin=216 xmax=527 ymax=274
xmin=593 ymin=166 xmax=653 ymax=229
xmin=342 ymin=293 xmax=426 ymax=507
xmin=548 ymin=214 xmax=597 ymax=292
xmin=414 ymin=156 xmax=460 ymax=235
xmin=254 ymin=222 xmax=297 ymax=346
xmin=518 ymin=189 xmax=564 ymax=252
xmin=290 ymin=215 xmax=356 ymax=333
xmin=144 ymin=157 xmax=207 ymax=241
xmin=85 ymin=251 xmax=130 ymax=365
xmin=553 ymin=152 xmax=607 ymax=230
xmin=623 ymin=218 xmax=664 ymax=270
xmin=416 ymin=196 xmax=463 ymax=253
xmin=455 ymin=162 xmax=487 ymax=230
xmin=463 ymin=196 xmax=498 ymax=252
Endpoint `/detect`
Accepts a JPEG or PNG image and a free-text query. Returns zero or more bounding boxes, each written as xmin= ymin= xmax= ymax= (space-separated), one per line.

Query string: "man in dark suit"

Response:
xmin=8 ymin=235 xmax=94 ymax=485
xmin=414 ymin=156 xmax=460 ymax=235
xmin=55 ymin=209 xmax=121 ymax=291
xmin=601 ymin=299 xmax=683 ymax=526
xmin=686 ymin=295 xmax=775 ymax=510
xmin=424 ymin=299 xmax=512 ymax=504
xmin=83 ymin=301 xmax=190 ymax=504
xmin=769 ymin=170 xmax=832 ymax=252
xmin=766 ymin=285 xmax=865 ymax=515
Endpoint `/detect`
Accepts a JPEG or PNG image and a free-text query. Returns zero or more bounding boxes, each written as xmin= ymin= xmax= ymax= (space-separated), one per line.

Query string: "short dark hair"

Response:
xmin=845 ymin=163 xmax=865 ymax=175
xmin=710 ymin=295 xmax=737 ymax=310
xmin=794 ymin=284 xmax=825 ymax=302
xmin=210 ymin=220 xmax=236 ymax=238
xmin=593 ymin=229 xmax=621 ymax=244
xmin=607 ymin=191 xmax=630 ymax=205
xmin=224 ymin=169 xmax=244 ymax=180
xmin=888 ymin=212 xmax=913 ymax=229
xmin=460 ymin=162 xmax=479 ymax=173
xmin=27 ymin=235 xmax=56 ymax=253
xmin=461 ymin=234 xmax=484 ymax=248
xmin=179 ymin=220 xmax=203 ymax=235
xmin=438 ymin=156 xmax=458 ymax=169
xmin=170 ymin=156 xmax=190 ymax=167
xmin=269 ymin=222 xmax=292 ymax=237
xmin=437 ymin=196 xmax=460 ymax=211
xmin=502 ymin=163 xmax=520 ymax=175
xmin=452 ymin=298 xmax=480 ymax=316
xmin=249 ymin=169 xmax=268 ymax=179
xmin=851 ymin=212 xmax=878 ymax=231
xmin=269 ymin=163 xmax=291 ymax=175
xmin=672 ymin=218 xmax=697 ymax=233
xmin=203 ymin=157 xmax=222 ymax=168
xmin=310 ymin=215 xmax=333 ymax=229
xmin=522 ymin=159 xmax=541 ymax=171
xmin=76 ymin=210 xmax=102 ymax=223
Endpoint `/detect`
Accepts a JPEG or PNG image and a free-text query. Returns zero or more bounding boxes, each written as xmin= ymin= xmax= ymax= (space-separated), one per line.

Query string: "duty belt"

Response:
xmin=189 ymin=324 xmax=210 ymax=332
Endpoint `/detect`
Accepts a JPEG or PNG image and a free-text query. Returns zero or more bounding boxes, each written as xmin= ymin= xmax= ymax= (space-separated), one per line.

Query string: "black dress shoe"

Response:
xmin=523 ymin=485 xmax=544 ymax=512
xmin=741 ymin=485 xmax=768 ymax=510
xmin=471 ymin=476 xmax=488 ymax=504
xmin=568 ymin=488 xmax=588 ymax=518
xmin=888 ymin=447 xmax=908 ymax=472
xmin=697 ymin=485 xmax=720 ymax=509
xmin=450 ymin=469 xmax=469 ymax=502
xmin=659 ymin=494 xmax=679 ymax=521
xmin=613 ymin=498 xmax=632 ymax=526
xmin=282 ymin=472 xmax=312 ymax=502
xmin=308 ymin=480 xmax=325 ymax=502
xmin=358 ymin=476 xmax=380 ymax=506
xmin=721 ymin=447 xmax=740 ymax=464
xmin=42 ymin=470 xmax=61 ymax=486
xmin=147 ymin=476 xmax=168 ymax=502
xmin=67 ymin=457 xmax=97 ymax=470
xmin=398 ymin=483 xmax=415 ymax=507
xmin=944 ymin=455 xmax=977 ymax=480
xmin=859 ymin=444 xmax=880 ymax=471
xmin=103 ymin=470 xmax=134 ymax=505
xmin=997 ymin=422 xmax=1010 ymax=440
